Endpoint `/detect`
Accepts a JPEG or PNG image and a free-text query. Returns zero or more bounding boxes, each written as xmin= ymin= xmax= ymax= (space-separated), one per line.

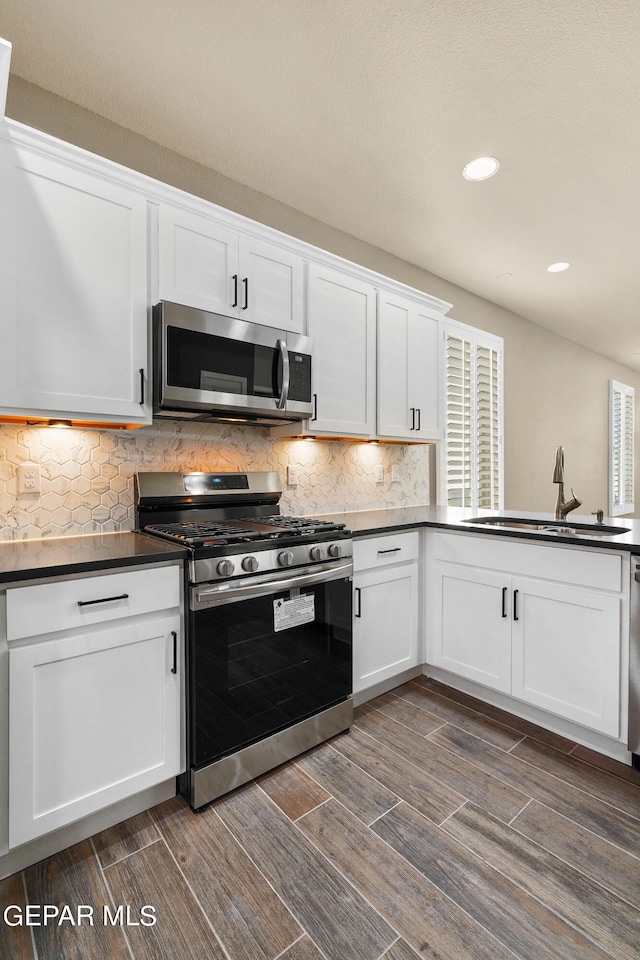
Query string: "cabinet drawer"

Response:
xmin=354 ymin=531 xmax=420 ymax=571
xmin=6 ymin=565 xmax=181 ymax=641
xmin=429 ymin=532 xmax=622 ymax=592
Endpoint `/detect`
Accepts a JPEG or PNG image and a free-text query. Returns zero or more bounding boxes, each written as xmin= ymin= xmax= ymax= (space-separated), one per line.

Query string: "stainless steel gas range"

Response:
xmin=136 ymin=470 xmax=353 ymax=809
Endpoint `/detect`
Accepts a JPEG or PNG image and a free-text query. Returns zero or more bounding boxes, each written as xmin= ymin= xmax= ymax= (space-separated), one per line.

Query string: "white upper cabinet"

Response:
xmin=0 ymin=132 xmax=150 ymax=424
xmin=377 ymin=290 xmax=442 ymax=441
xmin=158 ymin=204 xmax=304 ymax=333
xmin=305 ymin=264 xmax=377 ymax=437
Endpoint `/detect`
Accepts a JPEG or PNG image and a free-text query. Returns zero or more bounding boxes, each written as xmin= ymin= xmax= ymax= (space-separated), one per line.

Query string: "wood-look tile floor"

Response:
xmin=2 ymin=676 xmax=640 ymax=960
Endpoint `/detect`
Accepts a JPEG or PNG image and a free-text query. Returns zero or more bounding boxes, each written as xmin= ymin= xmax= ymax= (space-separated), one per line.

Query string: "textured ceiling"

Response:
xmin=1 ymin=0 xmax=639 ymax=368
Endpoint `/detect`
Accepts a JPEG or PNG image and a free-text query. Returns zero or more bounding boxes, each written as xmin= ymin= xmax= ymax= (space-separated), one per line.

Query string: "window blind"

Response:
xmin=443 ymin=323 xmax=503 ymax=512
xmin=610 ymin=380 xmax=634 ymax=516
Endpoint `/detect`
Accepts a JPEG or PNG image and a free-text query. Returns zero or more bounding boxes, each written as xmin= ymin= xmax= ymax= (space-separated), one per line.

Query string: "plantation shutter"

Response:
xmin=610 ymin=380 xmax=634 ymax=516
xmin=445 ymin=334 xmax=472 ymax=507
xmin=476 ymin=344 xmax=501 ymax=510
xmin=442 ymin=322 xmax=503 ymax=512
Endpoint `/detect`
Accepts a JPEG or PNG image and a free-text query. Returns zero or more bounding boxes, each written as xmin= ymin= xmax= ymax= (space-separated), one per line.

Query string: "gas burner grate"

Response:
xmin=261 ymin=516 xmax=347 ymax=534
xmin=144 ymin=522 xmax=264 ymax=545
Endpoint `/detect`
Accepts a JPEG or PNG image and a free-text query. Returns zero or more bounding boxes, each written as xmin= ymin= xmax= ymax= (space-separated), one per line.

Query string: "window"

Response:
xmin=609 ymin=380 xmax=634 ymax=516
xmin=440 ymin=320 xmax=503 ymax=512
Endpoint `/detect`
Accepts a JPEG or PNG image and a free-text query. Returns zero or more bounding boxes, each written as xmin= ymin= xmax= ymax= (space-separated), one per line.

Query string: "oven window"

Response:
xmin=190 ymin=577 xmax=352 ymax=768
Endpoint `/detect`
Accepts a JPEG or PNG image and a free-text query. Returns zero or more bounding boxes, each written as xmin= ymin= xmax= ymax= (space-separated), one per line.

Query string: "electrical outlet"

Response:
xmin=391 ymin=464 xmax=400 ymax=483
xmin=287 ymin=465 xmax=299 ymax=486
xmin=375 ymin=465 xmax=384 ymax=484
xmin=18 ymin=462 xmax=41 ymax=494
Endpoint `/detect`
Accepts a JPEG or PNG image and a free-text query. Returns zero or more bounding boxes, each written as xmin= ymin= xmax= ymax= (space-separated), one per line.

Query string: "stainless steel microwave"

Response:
xmin=153 ymin=301 xmax=313 ymax=425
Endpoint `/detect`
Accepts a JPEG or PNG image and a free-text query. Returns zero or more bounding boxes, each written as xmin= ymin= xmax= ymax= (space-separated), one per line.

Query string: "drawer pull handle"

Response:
xmin=77 ymin=593 xmax=129 ymax=607
xmin=355 ymin=587 xmax=362 ymax=618
xmin=501 ymin=586 xmax=508 ymax=618
xmin=378 ymin=548 xmax=401 ymax=555
xmin=513 ymin=589 xmax=519 ymax=621
xmin=171 ymin=631 xmax=178 ymax=674
xmin=139 ymin=368 xmax=145 ymax=406
xmin=231 ymin=273 xmax=239 ymax=308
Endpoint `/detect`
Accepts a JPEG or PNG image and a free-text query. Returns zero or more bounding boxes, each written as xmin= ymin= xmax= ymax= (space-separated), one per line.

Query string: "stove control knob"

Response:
xmin=327 ymin=543 xmax=341 ymax=559
xmin=278 ymin=550 xmax=294 ymax=567
xmin=217 ymin=559 xmax=235 ymax=578
xmin=242 ymin=556 xmax=258 ymax=572
xmin=309 ymin=545 xmax=323 ymax=562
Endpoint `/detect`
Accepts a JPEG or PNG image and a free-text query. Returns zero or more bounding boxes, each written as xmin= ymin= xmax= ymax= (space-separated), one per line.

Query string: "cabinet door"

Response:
xmin=307 ymin=264 xmax=376 ymax=436
xmin=377 ymin=292 xmax=412 ymax=438
xmin=0 ymin=141 xmax=149 ymax=423
xmin=511 ymin=578 xmax=621 ymax=736
xmin=428 ymin=560 xmax=511 ymax=693
xmin=410 ymin=307 xmax=441 ymax=439
xmin=158 ymin=204 xmax=240 ymax=315
xmin=238 ymin=235 xmax=304 ymax=332
xmin=8 ymin=615 xmax=181 ymax=848
xmin=353 ymin=563 xmax=419 ymax=693
xmin=377 ymin=291 xmax=441 ymax=440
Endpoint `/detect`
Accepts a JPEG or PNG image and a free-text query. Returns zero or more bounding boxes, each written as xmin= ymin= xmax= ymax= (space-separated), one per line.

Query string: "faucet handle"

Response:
xmin=592 ymin=508 xmax=604 ymax=524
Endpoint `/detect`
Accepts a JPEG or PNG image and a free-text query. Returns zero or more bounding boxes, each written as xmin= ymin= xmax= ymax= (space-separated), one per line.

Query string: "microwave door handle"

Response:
xmin=276 ymin=339 xmax=290 ymax=409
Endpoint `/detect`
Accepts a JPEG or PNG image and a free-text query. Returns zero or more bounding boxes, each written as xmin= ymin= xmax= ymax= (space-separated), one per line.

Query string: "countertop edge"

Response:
xmin=0 ymin=532 xmax=188 ymax=585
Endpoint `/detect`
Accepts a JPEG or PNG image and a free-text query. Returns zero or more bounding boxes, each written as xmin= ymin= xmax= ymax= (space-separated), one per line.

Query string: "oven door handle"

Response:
xmin=191 ymin=560 xmax=353 ymax=609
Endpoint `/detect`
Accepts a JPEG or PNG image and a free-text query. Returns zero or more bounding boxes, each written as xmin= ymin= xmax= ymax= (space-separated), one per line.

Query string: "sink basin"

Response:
xmin=463 ymin=517 xmax=631 ymax=537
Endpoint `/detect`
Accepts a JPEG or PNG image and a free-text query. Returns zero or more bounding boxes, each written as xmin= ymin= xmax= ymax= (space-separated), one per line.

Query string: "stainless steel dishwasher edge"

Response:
xmin=629 ymin=557 xmax=640 ymax=769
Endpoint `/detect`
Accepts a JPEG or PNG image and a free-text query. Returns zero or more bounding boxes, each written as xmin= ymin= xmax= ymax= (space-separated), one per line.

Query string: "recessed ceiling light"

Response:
xmin=462 ymin=156 xmax=500 ymax=181
xmin=547 ymin=262 xmax=571 ymax=272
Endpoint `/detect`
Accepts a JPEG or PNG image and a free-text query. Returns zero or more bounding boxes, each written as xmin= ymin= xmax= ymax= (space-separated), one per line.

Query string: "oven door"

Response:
xmin=188 ymin=561 xmax=352 ymax=772
xmin=154 ymin=301 xmax=313 ymax=423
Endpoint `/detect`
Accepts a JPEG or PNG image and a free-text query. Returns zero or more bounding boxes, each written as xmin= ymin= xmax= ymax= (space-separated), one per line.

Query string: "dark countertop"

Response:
xmin=1 ymin=506 xmax=638 ymax=585
xmin=0 ymin=531 xmax=187 ymax=584
xmin=317 ymin=505 xmax=640 ymax=552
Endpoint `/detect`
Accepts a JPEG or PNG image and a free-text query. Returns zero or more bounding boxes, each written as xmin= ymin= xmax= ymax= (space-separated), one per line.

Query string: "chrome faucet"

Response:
xmin=553 ymin=445 xmax=582 ymax=520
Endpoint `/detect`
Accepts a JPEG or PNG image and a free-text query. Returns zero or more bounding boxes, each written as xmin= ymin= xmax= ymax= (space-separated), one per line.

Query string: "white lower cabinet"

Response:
xmin=510 ymin=577 xmax=620 ymax=735
xmin=427 ymin=533 xmax=624 ymax=737
xmin=433 ymin=560 xmax=512 ymax=693
xmin=353 ymin=532 xmax=420 ymax=695
xmin=7 ymin=565 xmax=182 ymax=849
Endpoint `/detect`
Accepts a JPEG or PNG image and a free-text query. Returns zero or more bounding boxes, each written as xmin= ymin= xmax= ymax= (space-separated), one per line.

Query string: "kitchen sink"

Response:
xmin=463 ymin=516 xmax=631 ymax=537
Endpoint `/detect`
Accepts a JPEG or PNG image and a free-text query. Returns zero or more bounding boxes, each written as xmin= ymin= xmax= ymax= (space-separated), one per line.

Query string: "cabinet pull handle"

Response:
xmin=355 ymin=587 xmax=362 ymax=618
xmin=410 ymin=408 xmax=415 ymax=430
xmin=171 ymin=631 xmax=178 ymax=674
xmin=78 ymin=593 xmax=129 ymax=607
xmin=378 ymin=547 xmax=401 ymax=554
xmin=139 ymin=368 xmax=145 ymax=405
xmin=312 ymin=393 xmax=318 ymax=422
xmin=231 ymin=274 xmax=238 ymax=308
xmin=416 ymin=408 xmax=421 ymax=431
xmin=501 ymin=586 xmax=507 ymax=618
xmin=513 ymin=589 xmax=519 ymax=621
xmin=242 ymin=276 xmax=249 ymax=310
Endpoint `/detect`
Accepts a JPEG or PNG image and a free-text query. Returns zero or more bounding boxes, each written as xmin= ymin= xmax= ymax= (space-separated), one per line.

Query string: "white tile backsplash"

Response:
xmin=0 ymin=421 xmax=430 ymax=541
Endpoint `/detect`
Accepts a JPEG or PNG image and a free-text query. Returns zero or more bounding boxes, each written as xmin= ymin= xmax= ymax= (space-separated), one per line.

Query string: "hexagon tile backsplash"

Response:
xmin=0 ymin=422 xmax=431 ymax=542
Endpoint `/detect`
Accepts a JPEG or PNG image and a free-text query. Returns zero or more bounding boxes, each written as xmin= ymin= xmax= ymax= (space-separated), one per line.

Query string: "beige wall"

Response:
xmin=7 ymin=77 xmax=640 ymax=519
